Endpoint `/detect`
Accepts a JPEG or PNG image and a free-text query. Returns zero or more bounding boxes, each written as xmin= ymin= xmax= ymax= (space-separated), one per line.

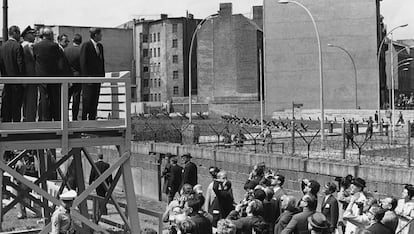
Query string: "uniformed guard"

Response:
xmin=51 ymin=190 xmax=77 ymax=234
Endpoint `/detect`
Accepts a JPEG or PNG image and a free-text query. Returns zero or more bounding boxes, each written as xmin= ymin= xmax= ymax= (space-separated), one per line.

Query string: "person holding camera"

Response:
xmin=213 ymin=171 xmax=235 ymax=223
xmin=274 ymin=195 xmax=298 ymax=234
xmin=233 ymin=199 xmax=268 ymax=234
xmin=205 ymin=167 xmax=220 ymax=214
xmin=244 ymin=163 xmax=265 ymax=191
xmin=281 ymin=194 xmax=317 ymax=234
xmin=342 ymin=178 xmax=370 ymax=234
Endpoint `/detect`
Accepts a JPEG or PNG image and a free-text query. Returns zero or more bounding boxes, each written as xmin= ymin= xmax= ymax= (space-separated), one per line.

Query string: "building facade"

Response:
xmin=197 ymin=3 xmax=263 ymax=116
xmin=264 ymin=0 xmax=380 ymax=114
xmin=130 ymin=15 xmax=199 ymax=103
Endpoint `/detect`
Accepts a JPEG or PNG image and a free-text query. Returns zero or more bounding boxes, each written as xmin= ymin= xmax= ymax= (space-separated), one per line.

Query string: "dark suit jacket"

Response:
xmin=233 ymin=215 xmax=267 ymax=234
xmin=274 ymin=210 xmax=296 ymax=234
xmin=280 ymin=210 xmax=315 ymax=234
xmin=33 ymin=39 xmax=61 ymax=76
xmin=190 ymin=213 xmax=213 ymax=234
xmin=22 ymin=42 xmax=35 ymax=76
xmin=182 ymin=161 xmax=197 ymax=187
xmin=89 ymin=160 xmax=112 ymax=196
xmin=273 ymin=187 xmax=287 ymax=220
xmin=0 ymin=39 xmax=25 ymax=76
xmin=80 ymin=40 xmax=105 ymax=76
xmin=58 ymin=46 xmax=72 ymax=76
xmin=321 ymin=195 xmax=339 ymax=230
xmin=168 ymin=164 xmax=182 ymax=192
xmin=366 ymin=222 xmax=393 ymax=234
xmin=64 ymin=44 xmax=81 ymax=76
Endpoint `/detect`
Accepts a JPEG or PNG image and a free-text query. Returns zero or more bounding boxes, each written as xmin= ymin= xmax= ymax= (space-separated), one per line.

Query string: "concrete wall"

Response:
xmin=263 ymin=0 xmax=379 ymax=113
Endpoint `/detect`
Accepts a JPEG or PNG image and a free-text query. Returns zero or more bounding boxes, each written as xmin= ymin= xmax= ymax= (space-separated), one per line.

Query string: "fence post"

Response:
xmin=342 ymin=121 xmax=346 ymax=160
xmin=291 ymin=121 xmax=295 ymax=155
xmin=408 ymin=120 xmax=411 ymax=167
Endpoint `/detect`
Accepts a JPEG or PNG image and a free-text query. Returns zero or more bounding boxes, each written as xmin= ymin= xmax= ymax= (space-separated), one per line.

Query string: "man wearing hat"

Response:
xmin=307 ymin=212 xmax=330 ymax=234
xmin=89 ymin=153 xmax=112 ymax=215
xmin=181 ymin=153 xmax=197 ymax=187
xmin=51 ymin=190 xmax=77 ymax=234
xmin=344 ymin=177 xmax=367 ymax=234
xmin=162 ymin=153 xmax=173 ymax=196
xmin=167 ymin=155 xmax=182 ymax=203
xmin=21 ymin=26 xmax=38 ymax=122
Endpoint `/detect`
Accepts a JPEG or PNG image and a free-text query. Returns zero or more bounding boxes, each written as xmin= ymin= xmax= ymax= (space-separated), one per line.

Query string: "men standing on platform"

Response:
xmin=80 ymin=28 xmax=105 ymax=120
xmin=21 ymin=26 xmax=38 ymax=122
xmin=89 ymin=153 xmax=112 ymax=216
xmin=181 ymin=153 xmax=197 ymax=187
xmin=51 ymin=190 xmax=77 ymax=234
xmin=0 ymin=26 xmax=25 ymax=122
xmin=65 ymin=34 xmax=83 ymax=120
xmin=33 ymin=27 xmax=61 ymax=121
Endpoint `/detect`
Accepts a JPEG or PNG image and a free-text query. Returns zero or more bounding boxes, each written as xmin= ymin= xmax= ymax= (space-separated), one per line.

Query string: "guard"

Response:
xmin=51 ymin=190 xmax=77 ymax=234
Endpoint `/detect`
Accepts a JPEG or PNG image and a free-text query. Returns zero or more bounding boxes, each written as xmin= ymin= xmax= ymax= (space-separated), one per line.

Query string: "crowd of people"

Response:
xmin=0 ymin=25 xmax=105 ymax=122
xmin=161 ymin=157 xmax=414 ymax=234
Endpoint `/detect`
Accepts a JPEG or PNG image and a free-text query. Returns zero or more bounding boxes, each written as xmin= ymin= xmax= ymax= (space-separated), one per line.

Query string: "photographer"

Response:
xmin=205 ymin=167 xmax=220 ymax=214
xmin=336 ymin=175 xmax=353 ymax=233
xmin=244 ymin=163 xmax=265 ymax=191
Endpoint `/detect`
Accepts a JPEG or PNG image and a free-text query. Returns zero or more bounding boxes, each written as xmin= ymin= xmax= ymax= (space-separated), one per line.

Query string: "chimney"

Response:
xmin=252 ymin=6 xmax=263 ymax=29
xmin=219 ymin=3 xmax=232 ymax=18
xmin=188 ymin=13 xmax=194 ymax=19
xmin=160 ymin=14 xmax=168 ymax=20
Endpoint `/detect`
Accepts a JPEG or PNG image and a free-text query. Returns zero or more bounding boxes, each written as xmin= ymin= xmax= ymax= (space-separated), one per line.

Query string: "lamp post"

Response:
xmin=278 ymin=0 xmax=325 ymax=149
xmin=188 ymin=13 xmax=218 ymax=123
xmin=328 ymin=44 xmax=358 ymax=108
xmin=376 ymin=24 xmax=408 ymax=122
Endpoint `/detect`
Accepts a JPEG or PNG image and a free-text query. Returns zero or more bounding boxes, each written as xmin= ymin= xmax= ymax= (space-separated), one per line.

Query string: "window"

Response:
xmin=173 ymin=70 xmax=179 ymax=79
xmin=154 ymin=49 xmax=157 ymax=57
xmin=142 ymin=34 xmax=148 ymax=43
xmin=173 ymin=86 xmax=179 ymax=96
xmin=172 ymin=55 xmax=178 ymax=63
xmin=157 ymin=32 xmax=160 ymax=41
xmin=150 ymin=94 xmax=153 ymax=101
xmin=158 ymin=48 xmax=161 ymax=57
xmin=158 ymin=93 xmax=161 ymax=101
xmin=150 ymin=49 xmax=152 ymax=58
xmin=172 ymin=39 xmax=178 ymax=48
xmin=143 ymin=66 xmax=149 ymax=73
xmin=172 ymin=24 xmax=178 ymax=33
xmin=149 ymin=34 xmax=152 ymax=43
xmin=158 ymin=79 xmax=161 ymax=87
xmin=143 ymin=94 xmax=149 ymax=101
xmin=143 ymin=79 xmax=149 ymax=87
xmin=154 ymin=33 xmax=157 ymax=42
xmin=143 ymin=49 xmax=148 ymax=57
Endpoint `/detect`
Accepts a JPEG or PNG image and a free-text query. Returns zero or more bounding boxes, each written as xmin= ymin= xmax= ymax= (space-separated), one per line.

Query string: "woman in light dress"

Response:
xmin=395 ymin=184 xmax=414 ymax=234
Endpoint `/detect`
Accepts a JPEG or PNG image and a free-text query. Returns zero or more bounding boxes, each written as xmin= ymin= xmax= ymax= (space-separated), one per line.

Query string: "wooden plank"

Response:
xmin=96 ymin=167 xmax=123 ymax=223
xmin=71 ymin=209 xmax=110 ymax=234
xmin=0 ymin=122 xmax=60 ymax=130
xmin=7 ymin=150 xmax=28 ymax=167
xmin=61 ymin=82 xmax=69 ymax=155
xmin=72 ymin=152 xmax=129 ymax=207
xmin=68 ymin=119 xmax=125 ymax=129
xmin=73 ymin=148 xmax=89 ymax=234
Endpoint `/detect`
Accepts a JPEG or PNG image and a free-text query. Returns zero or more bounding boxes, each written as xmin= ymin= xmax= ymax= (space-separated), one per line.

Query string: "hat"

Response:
xmin=352 ymin=177 xmax=366 ymax=188
xmin=21 ymin=26 xmax=36 ymax=37
xmin=60 ymin=190 xmax=77 ymax=201
xmin=181 ymin=153 xmax=192 ymax=158
xmin=165 ymin=153 xmax=173 ymax=158
xmin=308 ymin=212 xmax=329 ymax=230
xmin=171 ymin=157 xmax=178 ymax=163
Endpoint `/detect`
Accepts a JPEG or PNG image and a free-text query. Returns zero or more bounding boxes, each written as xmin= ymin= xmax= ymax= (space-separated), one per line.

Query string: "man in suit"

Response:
xmin=181 ymin=153 xmax=197 ymax=187
xmin=366 ymin=206 xmax=392 ymax=234
xmin=321 ymin=182 xmax=339 ymax=233
xmin=21 ymin=26 xmax=37 ymax=122
xmin=65 ymin=34 xmax=82 ymax=120
xmin=0 ymin=25 xmax=25 ymax=122
xmin=80 ymin=28 xmax=105 ymax=120
xmin=271 ymin=174 xmax=288 ymax=221
xmin=167 ymin=156 xmax=182 ymax=203
xmin=186 ymin=194 xmax=213 ymax=234
xmin=281 ymin=194 xmax=317 ymax=234
xmin=33 ymin=27 xmax=61 ymax=121
xmin=89 ymin=153 xmax=112 ymax=216
xmin=274 ymin=195 xmax=298 ymax=234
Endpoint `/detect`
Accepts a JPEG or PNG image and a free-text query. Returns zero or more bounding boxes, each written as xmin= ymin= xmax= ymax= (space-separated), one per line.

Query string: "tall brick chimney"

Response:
xmin=252 ymin=6 xmax=263 ymax=29
xmin=219 ymin=3 xmax=232 ymax=19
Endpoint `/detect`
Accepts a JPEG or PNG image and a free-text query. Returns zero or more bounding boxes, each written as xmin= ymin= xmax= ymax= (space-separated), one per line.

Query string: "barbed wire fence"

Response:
xmin=131 ymin=115 xmax=414 ymax=167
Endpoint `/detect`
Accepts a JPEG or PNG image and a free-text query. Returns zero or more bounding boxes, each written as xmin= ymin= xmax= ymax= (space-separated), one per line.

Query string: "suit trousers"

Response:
xmin=48 ymin=84 xmax=61 ymax=121
xmin=1 ymin=84 xmax=23 ymax=122
xmin=82 ymin=83 xmax=101 ymax=120
xmin=23 ymin=84 xmax=38 ymax=122
xmin=68 ymin=83 xmax=82 ymax=120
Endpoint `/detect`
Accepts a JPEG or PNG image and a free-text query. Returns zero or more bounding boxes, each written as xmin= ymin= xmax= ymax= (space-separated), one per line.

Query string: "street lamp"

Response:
xmin=376 ymin=24 xmax=408 ymax=121
xmin=278 ymin=0 xmax=325 ymax=149
xmin=188 ymin=13 xmax=218 ymax=123
xmin=328 ymin=44 xmax=358 ymax=108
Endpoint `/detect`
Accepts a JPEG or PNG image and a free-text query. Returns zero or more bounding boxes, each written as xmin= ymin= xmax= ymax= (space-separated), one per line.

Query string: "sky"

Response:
xmin=0 ymin=0 xmax=413 ymax=40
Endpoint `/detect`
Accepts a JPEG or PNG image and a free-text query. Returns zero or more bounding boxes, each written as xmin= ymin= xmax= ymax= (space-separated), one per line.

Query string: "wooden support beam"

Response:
xmin=6 ymin=150 xmax=28 ymax=167
xmin=3 ymin=190 xmax=41 ymax=216
xmin=0 ymin=149 xmax=5 ymax=226
xmin=3 ymin=180 xmax=43 ymax=215
xmin=96 ymin=167 xmax=123 ymax=223
xmin=73 ymin=148 xmax=89 ymax=233
xmin=81 ymin=148 xmax=130 ymax=230
xmin=61 ymin=82 xmax=69 ymax=155
xmin=33 ymin=150 xmax=73 ymax=186
xmin=71 ymin=209 xmax=110 ymax=234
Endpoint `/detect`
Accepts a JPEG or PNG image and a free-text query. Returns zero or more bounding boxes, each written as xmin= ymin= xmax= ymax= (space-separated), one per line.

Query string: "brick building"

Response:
xmin=264 ymin=0 xmax=380 ymax=114
xmin=128 ymin=15 xmax=200 ymax=103
xmin=196 ymin=3 xmax=264 ymax=116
